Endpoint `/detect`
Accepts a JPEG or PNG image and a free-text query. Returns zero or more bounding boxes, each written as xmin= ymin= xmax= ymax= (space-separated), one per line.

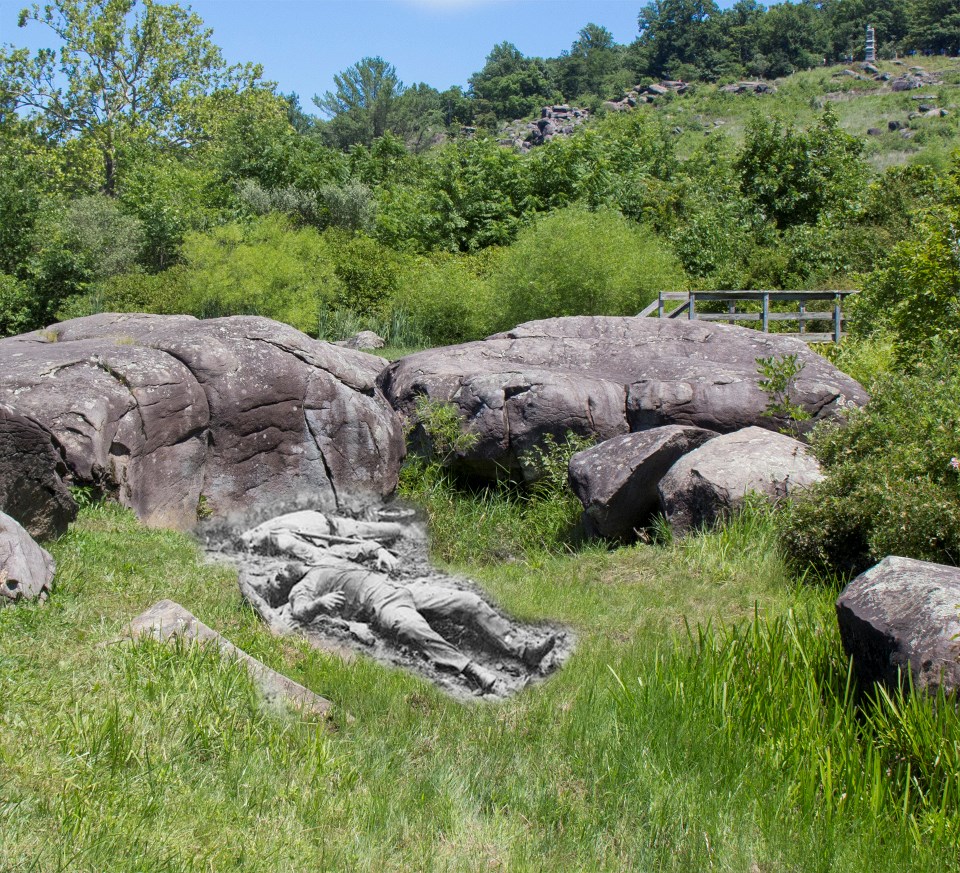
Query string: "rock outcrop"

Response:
xmin=498 ymin=105 xmax=590 ymax=151
xmin=0 ymin=314 xmax=405 ymax=530
xmin=0 ymin=403 xmax=76 ymax=540
xmin=658 ymin=426 xmax=824 ymax=534
xmin=0 ymin=510 xmax=55 ymax=603
xmin=569 ymin=426 xmax=718 ymax=538
xmin=126 ymin=599 xmax=332 ymax=715
xmin=379 ymin=317 xmax=866 ymax=480
xmin=836 ymin=556 xmax=960 ymax=697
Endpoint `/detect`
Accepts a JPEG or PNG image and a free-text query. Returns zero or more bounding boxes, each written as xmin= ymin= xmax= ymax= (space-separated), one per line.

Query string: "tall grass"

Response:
xmin=614 ymin=607 xmax=960 ymax=853
xmin=2 ymin=499 xmax=958 ymax=870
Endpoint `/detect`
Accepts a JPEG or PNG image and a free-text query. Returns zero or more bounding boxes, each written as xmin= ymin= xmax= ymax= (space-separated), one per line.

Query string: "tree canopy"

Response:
xmin=0 ymin=0 xmax=262 ymax=193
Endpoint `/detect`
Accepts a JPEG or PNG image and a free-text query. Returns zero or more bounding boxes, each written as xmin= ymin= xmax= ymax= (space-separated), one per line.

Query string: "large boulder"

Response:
xmin=379 ymin=317 xmax=866 ymax=479
xmin=0 ymin=314 xmax=405 ymax=530
xmin=0 ymin=403 xmax=77 ymax=540
xmin=658 ymin=426 xmax=823 ymax=534
xmin=836 ymin=556 xmax=960 ymax=697
xmin=0 ymin=510 xmax=55 ymax=603
xmin=569 ymin=426 xmax=718 ymax=538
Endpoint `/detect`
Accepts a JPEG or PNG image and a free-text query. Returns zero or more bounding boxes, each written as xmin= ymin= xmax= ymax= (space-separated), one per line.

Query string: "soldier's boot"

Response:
xmin=462 ymin=660 xmax=500 ymax=694
xmin=519 ymin=634 xmax=557 ymax=669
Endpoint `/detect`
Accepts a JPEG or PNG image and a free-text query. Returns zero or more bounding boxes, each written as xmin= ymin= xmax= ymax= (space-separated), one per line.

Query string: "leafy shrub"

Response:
xmin=319 ymin=180 xmax=376 ymax=232
xmin=389 ymin=251 xmax=497 ymax=345
xmin=58 ymin=268 xmax=191 ymax=320
xmin=778 ymin=352 xmax=960 ymax=576
xmin=235 ymin=179 xmax=322 ymax=226
xmin=852 ymin=202 xmax=960 ymax=361
xmin=0 ymin=273 xmax=35 ymax=336
xmin=735 ymin=108 xmax=866 ymax=229
xmin=28 ymin=195 xmax=145 ymax=321
xmin=487 ymin=206 xmax=687 ymax=330
xmin=327 ymin=230 xmax=411 ymax=317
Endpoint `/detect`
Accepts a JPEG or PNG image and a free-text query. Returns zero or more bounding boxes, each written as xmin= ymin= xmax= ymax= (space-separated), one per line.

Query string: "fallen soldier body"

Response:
xmin=238 ymin=510 xmax=557 ymax=694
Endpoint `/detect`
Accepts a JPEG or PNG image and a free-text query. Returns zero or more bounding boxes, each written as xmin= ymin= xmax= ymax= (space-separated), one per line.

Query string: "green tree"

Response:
xmin=314 ymin=56 xmax=405 ymax=149
xmin=633 ymin=0 xmax=734 ymax=81
xmin=734 ymin=108 xmax=866 ymax=228
xmin=907 ymin=0 xmax=960 ymax=54
xmin=0 ymin=0 xmax=261 ymax=194
xmin=468 ymin=42 xmax=560 ymax=123
xmin=827 ymin=0 xmax=910 ymax=61
xmin=556 ymin=23 xmax=624 ymax=101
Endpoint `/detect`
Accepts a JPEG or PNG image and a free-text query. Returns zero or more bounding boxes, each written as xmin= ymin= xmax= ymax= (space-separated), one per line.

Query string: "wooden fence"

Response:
xmin=638 ymin=290 xmax=858 ymax=343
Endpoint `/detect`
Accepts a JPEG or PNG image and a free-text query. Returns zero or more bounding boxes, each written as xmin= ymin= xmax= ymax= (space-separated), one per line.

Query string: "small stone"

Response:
xmin=0 ymin=510 xmax=55 ymax=603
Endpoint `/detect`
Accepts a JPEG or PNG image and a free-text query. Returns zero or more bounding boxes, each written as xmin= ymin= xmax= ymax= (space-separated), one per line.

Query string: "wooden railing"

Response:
xmin=637 ymin=290 xmax=858 ymax=343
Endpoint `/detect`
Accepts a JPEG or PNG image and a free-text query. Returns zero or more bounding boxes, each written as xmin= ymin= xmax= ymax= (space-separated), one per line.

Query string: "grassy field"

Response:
xmin=2 ymin=497 xmax=958 ymax=872
xmin=659 ymin=57 xmax=960 ymax=170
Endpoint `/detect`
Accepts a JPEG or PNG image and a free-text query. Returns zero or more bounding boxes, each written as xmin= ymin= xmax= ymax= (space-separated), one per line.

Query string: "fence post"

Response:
xmin=762 ymin=292 xmax=769 ymax=332
xmin=834 ymin=296 xmax=842 ymax=343
xmin=658 ymin=292 xmax=664 ymax=319
xmin=689 ymin=292 xmax=697 ymax=320
xmin=798 ymin=299 xmax=806 ymax=335
xmin=727 ymin=301 xmax=736 ymax=325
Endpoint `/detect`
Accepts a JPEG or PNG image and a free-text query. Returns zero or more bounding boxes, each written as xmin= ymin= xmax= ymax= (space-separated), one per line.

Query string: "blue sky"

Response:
xmin=0 ymin=0 xmax=710 ymax=110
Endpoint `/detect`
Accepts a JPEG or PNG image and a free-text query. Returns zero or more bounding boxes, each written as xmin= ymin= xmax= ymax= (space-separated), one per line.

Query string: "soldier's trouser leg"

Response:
xmin=405 ymin=582 xmax=519 ymax=656
xmin=372 ymin=587 xmax=471 ymax=673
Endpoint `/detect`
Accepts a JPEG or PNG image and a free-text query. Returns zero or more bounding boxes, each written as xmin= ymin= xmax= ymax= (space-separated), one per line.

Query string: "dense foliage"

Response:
xmin=779 ymin=352 xmax=960 ymax=576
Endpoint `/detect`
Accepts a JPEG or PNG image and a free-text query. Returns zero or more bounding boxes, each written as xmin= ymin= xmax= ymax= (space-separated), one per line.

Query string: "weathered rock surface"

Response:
xmin=379 ymin=317 xmax=866 ymax=479
xmin=836 ymin=556 xmax=960 ymax=697
xmin=658 ymin=426 xmax=823 ymax=534
xmin=335 ymin=330 xmax=385 ymax=351
xmin=0 ymin=510 xmax=55 ymax=602
xmin=0 ymin=314 xmax=405 ymax=529
xmin=569 ymin=426 xmax=718 ymax=538
xmin=126 ymin=599 xmax=332 ymax=715
xmin=0 ymin=403 xmax=76 ymax=540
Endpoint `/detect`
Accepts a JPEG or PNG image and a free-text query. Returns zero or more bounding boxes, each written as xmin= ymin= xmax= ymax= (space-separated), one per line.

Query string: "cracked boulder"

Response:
xmin=658 ymin=426 xmax=823 ymax=535
xmin=379 ymin=317 xmax=866 ymax=480
xmin=0 ymin=314 xmax=405 ymax=530
xmin=836 ymin=556 xmax=960 ymax=697
xmin=0 ymin=510 xmax=55 ymax=603
xmin=569 ymin=425 xmax=718 ymax=539
xmin=0 ymin=403 xmax=77 ymax=540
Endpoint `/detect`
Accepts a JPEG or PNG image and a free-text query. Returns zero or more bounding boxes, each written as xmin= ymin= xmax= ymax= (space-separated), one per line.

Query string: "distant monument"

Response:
xmin=865 ymin=25 xmax=877 ymax=63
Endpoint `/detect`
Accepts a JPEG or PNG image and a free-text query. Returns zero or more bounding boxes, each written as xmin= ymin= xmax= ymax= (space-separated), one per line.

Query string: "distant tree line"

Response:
xmin=308 ymin=0 xmax=959 ymax=149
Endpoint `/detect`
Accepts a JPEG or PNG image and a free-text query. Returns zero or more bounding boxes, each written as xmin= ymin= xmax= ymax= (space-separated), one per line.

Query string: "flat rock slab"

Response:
xmin=0 ymin=510 xmax=55 ymax=603
xmin=0 ymin=314 xmax=405 ymax=529
xmin=125 ymin=599 xmax=332 ymax=716
xmin=0 ymin=403 xmax=76 ymax=540
xmin=658 ymin=425 xmax=823 ymax=534
xmin=379 ymin=317 xmax=866 ymax=479
xmin=836 ymin=556 xmax=960 ymax=696
xmin=569 ymin=425 xmax=718 ymax=538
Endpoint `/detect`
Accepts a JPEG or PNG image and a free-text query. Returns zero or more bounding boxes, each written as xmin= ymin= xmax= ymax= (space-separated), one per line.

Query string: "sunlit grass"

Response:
xmin=1 ymin=500 xmax=957 ymax=871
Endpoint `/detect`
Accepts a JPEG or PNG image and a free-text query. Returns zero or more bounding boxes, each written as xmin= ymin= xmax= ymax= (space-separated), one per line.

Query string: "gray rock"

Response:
xmin=335 ymin=330 xmax=386 ymax=351
xmin=836 ymin=556 xmax=960 ymax=697
xmin=0 ymin=403 xmax=76 ymax=540
xmin=379 ymin=317 xmax=866 ymax=480
xmin=867 ymin=127 xmax=883 ymax=136
xmin=862 ymin=62 xmax=880 ymax=74
xmin=888 ymin=119 xmax=905 ymax=131
xmin=0 ymin=314 xmax=405 ymax=529
xmin=569 ymin=426 xmax=718 ymax=538
xmin=891 ymin=75 xmax=922 ymax=91
xmin=657 ymin=426 xmax=823 ymax=535
xmin=0 ymin=510 xmax=55 ymax=602
xmin=126 ymin=599 xmax=332 ymax=715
